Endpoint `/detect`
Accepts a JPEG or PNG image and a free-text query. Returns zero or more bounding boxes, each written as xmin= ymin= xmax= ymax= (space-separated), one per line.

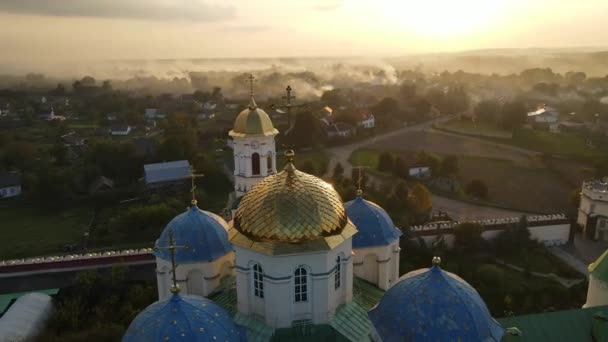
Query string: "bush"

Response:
xmin=377 ymin=152 xmax=394 ymax=173
xmin=466 ymin=179 xmax=488 ymax=199
xmin=476 ymin=264 xmax=505 ymax=287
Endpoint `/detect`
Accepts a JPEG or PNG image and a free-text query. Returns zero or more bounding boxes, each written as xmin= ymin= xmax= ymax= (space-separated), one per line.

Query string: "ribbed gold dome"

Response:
xmin=229 ymin=99 xmax=278 ymax=137
xmin=233 ymin=160 xmax=350 ymax=243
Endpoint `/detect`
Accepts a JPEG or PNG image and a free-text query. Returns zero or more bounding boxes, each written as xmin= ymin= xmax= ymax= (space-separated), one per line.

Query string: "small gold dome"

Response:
xmin=229 ymin=102 xmax=278 ymax=137
xmin=233 ymin=160 xmax=351 ymax=243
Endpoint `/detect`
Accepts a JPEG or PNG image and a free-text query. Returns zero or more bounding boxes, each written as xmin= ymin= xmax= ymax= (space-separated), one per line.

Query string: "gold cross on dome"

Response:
xmin=189 ymin=168 xmax=205 ymax=206
xmin=247 ymin=74 xmax=256 ymax=98
xmin=353 ymin=166 xmax=369 ymax=196
xmin=154 ymin=229 xmax=190 ymax=294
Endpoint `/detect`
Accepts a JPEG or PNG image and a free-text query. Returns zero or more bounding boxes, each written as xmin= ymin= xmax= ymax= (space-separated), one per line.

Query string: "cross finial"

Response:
xmin=154 ymin=229 xmax=190 ymax=294
xmin=247 ymin=74 xmax=257 ymax=109
xmin=353 ymin=166 xmax=368 ymax=196
xmin=282 ymin=85 xmax=295 ymax=106
xmin=189 ymin=168 xmax=204 ymax=206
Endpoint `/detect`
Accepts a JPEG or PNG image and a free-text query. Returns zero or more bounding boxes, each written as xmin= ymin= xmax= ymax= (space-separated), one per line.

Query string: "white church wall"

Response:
xmin=411 ymin=217 xmax=570 ymax=249
xmin=234 ymin=239 xmax=353 ymax=328
xmin=232 ymin=135 xmax=277 ymax=197
xmin=353 ymin=241 xmax=401 ymax=290
xmin=156 ymin=251 xmax=235 ymax=300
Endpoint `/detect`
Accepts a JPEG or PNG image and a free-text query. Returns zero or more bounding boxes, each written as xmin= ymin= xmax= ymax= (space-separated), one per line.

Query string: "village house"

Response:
xmin=355 ymin=111 xmax=375 ymax=129
xmin=0 ymin=172 xmax=22 ymax=199
xmin=527 ymin=105 xmax=559 ymax=131
xmin=144 ymin=160 xmax=191 ymax=190
xmin=326 ymin=122 xmax=356 ymax=138
xmin=109 ymin=125 xmax=132 ymax=136
xmin=144 ymin=108 xmax=165 ymax=120
xmin=578 ymin=178 xmax=608 ymax=241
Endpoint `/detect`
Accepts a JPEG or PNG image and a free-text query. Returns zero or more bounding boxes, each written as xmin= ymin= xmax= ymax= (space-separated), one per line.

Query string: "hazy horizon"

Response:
xmin=2 ymin=0 xmax=608 ymax=63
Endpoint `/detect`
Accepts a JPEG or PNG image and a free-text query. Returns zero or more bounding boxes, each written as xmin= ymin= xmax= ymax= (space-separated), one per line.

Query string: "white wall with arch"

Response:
xmin=233 ymin=239 xmax=353 ymax=328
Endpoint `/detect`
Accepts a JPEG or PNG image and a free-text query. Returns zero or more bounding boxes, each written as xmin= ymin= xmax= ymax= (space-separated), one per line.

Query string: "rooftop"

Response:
xmin=499 ymin=305 xmax=608 ymax=342
xmin=143 ymin=160 xmax=191 ymax=184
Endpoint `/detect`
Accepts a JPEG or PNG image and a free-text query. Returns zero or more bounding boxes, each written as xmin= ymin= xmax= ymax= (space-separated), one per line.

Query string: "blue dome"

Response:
xmin=123 ymin=294 xmax=245 ymax=342
xmin=154 ymin=205 xmax=232 ymax=263
xmin=345 ymin=196 xmax=402 ymax=248
xmin=369 ymin=264 xmax=505 ymax=342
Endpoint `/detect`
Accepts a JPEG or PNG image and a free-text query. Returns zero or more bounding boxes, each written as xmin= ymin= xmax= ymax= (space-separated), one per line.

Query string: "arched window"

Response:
xmin=253 ymin=263 xmax=264 ymax=298
xmin=267 ymin=154 xmax=273 ymax=172
xmin=252 ymin=153 xmax=260 ymax=175
xmin=335 ymin=255 xmax=341 ymax=290
xmin=294 ymin=267 xmax=308 ymax=302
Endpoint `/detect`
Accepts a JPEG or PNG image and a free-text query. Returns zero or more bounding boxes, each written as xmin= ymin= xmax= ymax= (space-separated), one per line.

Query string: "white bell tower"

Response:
xmin=229 ymin=74 xmax=279 ymax=197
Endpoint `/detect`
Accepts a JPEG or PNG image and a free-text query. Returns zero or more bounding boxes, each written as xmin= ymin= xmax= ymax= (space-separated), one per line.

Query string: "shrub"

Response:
xmin=466 ymin=179 xmax=488 ymax=199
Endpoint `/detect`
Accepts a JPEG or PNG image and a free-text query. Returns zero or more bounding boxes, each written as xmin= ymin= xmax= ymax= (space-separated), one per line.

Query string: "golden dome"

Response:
xmin=229 ymin=97 xmax=278 ymax=137
xmin=231 ymin=153 xmax=356 ymax=251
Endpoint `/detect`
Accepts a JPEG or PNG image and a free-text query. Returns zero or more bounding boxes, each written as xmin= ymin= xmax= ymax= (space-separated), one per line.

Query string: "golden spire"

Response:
xmin=189 ymin=168 xmax=204 ymax=206
xmin=247 ymin=74 xmax=257 ymax=110
xmin=284 ymin=149 xmax=296 ymax=172
xmin=154 ymin=229 xmax=190 ymax=294
xmin=432 ymin=256 xmax=442 ymax=266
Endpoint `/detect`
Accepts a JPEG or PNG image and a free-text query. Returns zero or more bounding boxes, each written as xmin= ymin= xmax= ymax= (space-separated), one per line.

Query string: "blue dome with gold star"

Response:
xmin=154 ymin=204 xmax=232 ymax=263
xmin=369 ymin=258 xmax=505 ymax=342
xmin=344 ymin=194 xmax=402 ymax=248
xmin=123 ymin=293 xmax=245 ymax=342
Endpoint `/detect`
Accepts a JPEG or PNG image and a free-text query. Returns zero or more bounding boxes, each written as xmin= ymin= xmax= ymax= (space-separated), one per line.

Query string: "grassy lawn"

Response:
xmin=504 ymin=129 xmax=608 ymax=159
xmin=349 ymin=148 xmax=384 ymax=168
xmin=439 ymin=119 xmax=512 ymax=138
xmin=501 ymin=248 xmax=582 ymax=279
xmin=0 ymin=200 xmax=92 ymax=260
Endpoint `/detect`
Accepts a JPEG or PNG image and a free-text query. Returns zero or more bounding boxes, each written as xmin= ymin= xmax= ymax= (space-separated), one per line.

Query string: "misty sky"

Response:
xmin=0 ymin=0 xmax=607 ymax=61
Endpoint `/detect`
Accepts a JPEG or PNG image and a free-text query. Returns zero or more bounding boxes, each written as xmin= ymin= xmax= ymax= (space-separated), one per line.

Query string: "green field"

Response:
xmin=439 ymin=119 xmax=513 ymax=138
xmin=504 ymin=129 xmax=607 ymax=159
xmin=0 ymin=200 xmax=92 ymax=260
xmin=349 ymin=148 xmax=574 ymax=213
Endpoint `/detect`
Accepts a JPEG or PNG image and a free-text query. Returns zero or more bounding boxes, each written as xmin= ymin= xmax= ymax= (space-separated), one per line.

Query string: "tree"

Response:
xmin=386 ymin=180 xmax=409 ymax=213
xmin=101 ymin=80 xmax=112 ymax=92
xmin=371 ymin=97 xmax=400 ymax=118
xmin=415 ymin=151 xmax=440 ymax=174
xmin=440 ymin=155 xmax=459 ymax=177
xmin=407 ymin=183 xmax=432 ymax=215
xmin=466 ymin=179 xmax=488 ymax=199
xmin=453 ymin=222 xmax=485 ymax=253
xmin=377 ymin=152 xmax=394 ymax=173
xmin=300 ymin=160 xmax=316 ymax=175
xmin=287 ymin=111 xmax=324 ymax=148
xmin=392 ymin=157 xmax=408 ymax=179
xmin=499 ymin=101 xmax=527 ymax=129
xmin=51 ymin=83 xmax=66 ymax=96
xmin=474 ymin=99 xmax=501 ymax=123
xmin=332 ymin=162 xmax=344 ymax=179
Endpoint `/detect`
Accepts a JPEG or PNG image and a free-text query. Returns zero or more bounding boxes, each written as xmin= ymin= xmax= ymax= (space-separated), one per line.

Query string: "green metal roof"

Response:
xmin=0 ymin=288 xmax=59 ymax=314
xmin=330 ymin=303 xmax=373 ymax=342
xmin=234 ymin=313 xmax=275 ymax=342
xmin=589 ymin=249 xmax=608 ymax=283
xmin=498 ymin=305 xmax=608 ymax=342
xmin=352 ymin=277 xmax=385 ymax=311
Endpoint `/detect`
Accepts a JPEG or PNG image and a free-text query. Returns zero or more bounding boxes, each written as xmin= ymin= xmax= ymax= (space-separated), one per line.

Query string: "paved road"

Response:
xmin=325 ymin=116 xmax=455 ymax=179
xmin=431 ymin=195 xmax=525 ymax=221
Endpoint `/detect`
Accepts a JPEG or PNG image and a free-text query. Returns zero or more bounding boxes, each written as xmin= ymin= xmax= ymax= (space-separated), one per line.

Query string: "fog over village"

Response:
xmin=2 ymin=1 xmax=608 ymax=342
